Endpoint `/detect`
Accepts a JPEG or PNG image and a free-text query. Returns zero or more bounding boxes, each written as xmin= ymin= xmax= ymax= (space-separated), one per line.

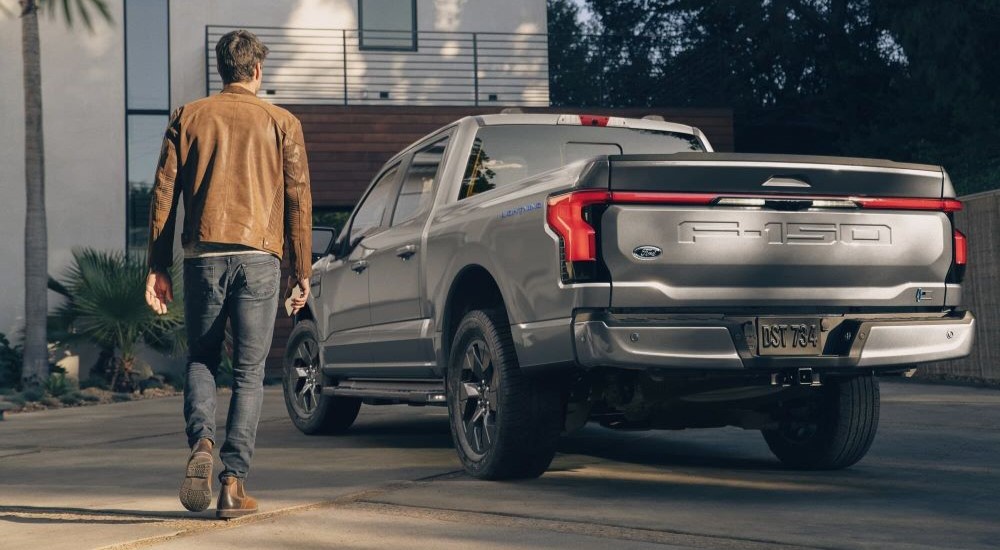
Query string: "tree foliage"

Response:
xmin=548 ymin=0 xmax=1000 ymax=194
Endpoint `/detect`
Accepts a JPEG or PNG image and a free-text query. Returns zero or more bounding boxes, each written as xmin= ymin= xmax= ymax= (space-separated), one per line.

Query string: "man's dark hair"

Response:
xmin=215 ymin=30 xmax=269 ymax=84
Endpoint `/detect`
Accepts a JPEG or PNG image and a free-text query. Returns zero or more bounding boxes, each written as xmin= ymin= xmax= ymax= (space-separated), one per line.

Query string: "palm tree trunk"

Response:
xmin=20 ymin=0 xmax=49 ymax=388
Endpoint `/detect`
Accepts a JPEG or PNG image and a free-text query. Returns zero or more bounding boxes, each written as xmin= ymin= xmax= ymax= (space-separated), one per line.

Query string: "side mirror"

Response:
xmin=311 ymin=227 xmax=338 ymax=263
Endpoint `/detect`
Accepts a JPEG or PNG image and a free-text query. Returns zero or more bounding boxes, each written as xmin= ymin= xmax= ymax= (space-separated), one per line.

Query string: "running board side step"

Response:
xmin=324 ymin=379 xmax=446 ymax=405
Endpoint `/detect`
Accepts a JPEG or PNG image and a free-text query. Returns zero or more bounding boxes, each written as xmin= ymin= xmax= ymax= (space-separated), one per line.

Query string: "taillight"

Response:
xmin=546 ymin=190 xmax=608 ymax=262
xmin=855 ymin=197 xmax=963 ymax=212
xmin=954 ymin=229 xmax=968 ymax=266
xmin=950 ymin=229 xmax=968 ymax=284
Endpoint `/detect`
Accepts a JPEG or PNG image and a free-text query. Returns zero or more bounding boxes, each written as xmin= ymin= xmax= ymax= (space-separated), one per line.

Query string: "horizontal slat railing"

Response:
xmin=206 ymin=26 xmax=550 ymax=106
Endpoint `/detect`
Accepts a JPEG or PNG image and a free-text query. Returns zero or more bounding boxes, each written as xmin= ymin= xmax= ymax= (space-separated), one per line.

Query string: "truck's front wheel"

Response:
xmin=762 ymin=374 xmax=880 ymax=470
xmin=447 ymin=309 xmax=562 ymax=480
xmin=282 ymin=320 xmax=361 ymax=435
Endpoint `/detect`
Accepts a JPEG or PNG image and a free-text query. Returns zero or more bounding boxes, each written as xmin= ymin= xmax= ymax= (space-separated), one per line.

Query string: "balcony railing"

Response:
xmin=205 ymin=25 xmax=550 ymax=106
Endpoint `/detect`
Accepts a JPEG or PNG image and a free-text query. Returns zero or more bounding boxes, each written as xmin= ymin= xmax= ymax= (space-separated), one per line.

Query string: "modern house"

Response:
xmin=0 ymin=0 xmax=733 ymax=376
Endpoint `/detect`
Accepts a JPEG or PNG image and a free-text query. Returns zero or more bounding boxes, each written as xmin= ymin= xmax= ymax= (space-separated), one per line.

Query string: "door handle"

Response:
xmin=350 ymin=260 xmax=368 ymax=273
xmin=395 ymin=244 xmax=418 ymax=260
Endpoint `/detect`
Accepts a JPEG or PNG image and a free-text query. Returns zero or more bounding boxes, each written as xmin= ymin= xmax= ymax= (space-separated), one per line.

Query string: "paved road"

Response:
xmin=0 ymin=380 xmax=997 ymax=549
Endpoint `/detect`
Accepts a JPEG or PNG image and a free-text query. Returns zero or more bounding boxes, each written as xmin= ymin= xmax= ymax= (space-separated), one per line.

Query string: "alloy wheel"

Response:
xmin=458 ymin=338 xmax=498 ymax=457
xmin=286 ymin=335 xmax=322 ymax=418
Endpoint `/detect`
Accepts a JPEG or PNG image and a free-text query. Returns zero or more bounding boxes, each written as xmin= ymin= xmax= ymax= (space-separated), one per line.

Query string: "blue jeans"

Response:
xmin=183 ymin=253 xmax=280 ymax=480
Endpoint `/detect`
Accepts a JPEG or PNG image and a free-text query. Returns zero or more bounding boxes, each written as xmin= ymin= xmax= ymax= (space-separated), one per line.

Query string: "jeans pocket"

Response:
xmin=184 ymin=263 xmax=216 ymax=302
xmin=240 ymin=258 xmax=279 ymax=300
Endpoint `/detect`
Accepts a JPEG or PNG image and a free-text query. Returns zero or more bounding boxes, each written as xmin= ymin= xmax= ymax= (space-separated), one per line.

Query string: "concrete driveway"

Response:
xmin=1 ymin=380 xmax=998 ymax=549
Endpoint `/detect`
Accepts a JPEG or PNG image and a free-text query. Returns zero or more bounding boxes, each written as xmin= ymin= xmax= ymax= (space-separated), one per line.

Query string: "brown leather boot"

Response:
xmin=179 ymin=438 xmax=213 ymax=512
xmin=216 ymin=476 xmax=258 ymax=519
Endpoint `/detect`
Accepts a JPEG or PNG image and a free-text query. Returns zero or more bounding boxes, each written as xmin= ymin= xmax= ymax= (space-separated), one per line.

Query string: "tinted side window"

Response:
xmin=392 ymin=136 xmax=449 ymax=226
xmin=350 ymin=164 xmax=400 ymax=244
xmin=458 ymin=125 xmax=703 ymax=200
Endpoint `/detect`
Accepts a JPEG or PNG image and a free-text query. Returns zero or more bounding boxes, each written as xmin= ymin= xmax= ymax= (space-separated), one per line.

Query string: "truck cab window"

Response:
xmin=349 ymin=164 xmax=400 ymax=244
xmin=392 ymin=136 xmax=449 ymax=226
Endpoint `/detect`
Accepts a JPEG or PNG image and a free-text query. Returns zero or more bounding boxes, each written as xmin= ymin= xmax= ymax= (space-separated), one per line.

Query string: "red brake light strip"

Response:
xmin=597 ymin=191 xmax=963 ymax=211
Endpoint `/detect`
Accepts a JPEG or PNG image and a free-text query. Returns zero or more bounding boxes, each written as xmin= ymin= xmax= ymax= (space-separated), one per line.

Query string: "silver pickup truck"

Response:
xmin=283 ymin=113 xmax=975 ymax=479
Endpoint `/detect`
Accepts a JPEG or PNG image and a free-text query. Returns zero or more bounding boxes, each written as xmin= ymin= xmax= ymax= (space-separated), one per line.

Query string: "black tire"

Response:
xmin=282 ymin=320 xmax=361 ymax=435
xmin=447 ymin=309 xmax=563 ymax=480
xmin=762 ymin=374 xmax=880 ymax=470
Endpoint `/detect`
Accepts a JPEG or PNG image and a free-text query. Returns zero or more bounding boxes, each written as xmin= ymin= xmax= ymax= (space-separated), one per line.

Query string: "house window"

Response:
xmin=125 ymin=0 xmax=170 ymax=253
xmin=359 ymin=0 xmax=417 ymax=51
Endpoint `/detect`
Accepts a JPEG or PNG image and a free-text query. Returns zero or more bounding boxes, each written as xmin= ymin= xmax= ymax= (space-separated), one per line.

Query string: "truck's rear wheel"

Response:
xmin=762 ymin=374 xmax=880 ymax=470
xmin=283 ymin=320 xmax=361 ymax=435
xmin=447 ymin=309 xmax=562 ymax=480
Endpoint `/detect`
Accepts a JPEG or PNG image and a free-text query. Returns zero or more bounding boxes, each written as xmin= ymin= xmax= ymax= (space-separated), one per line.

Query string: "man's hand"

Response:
xmin=145 ymin=270 xmax=173 ymax=315
xmin=286 ymin=276 xmax=310 ymax=315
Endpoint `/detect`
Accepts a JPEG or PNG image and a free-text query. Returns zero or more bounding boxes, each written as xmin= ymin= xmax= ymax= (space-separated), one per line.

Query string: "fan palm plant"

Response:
xmin=48 ymin=248 xmax=185 ymax=392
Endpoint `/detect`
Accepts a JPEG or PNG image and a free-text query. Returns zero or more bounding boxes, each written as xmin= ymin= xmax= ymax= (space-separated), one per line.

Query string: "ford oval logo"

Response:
xmin=632 ymin=245 xmax=662 ymax=260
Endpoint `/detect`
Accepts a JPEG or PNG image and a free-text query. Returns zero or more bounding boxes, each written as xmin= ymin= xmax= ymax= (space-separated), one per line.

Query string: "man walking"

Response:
xmin=144 ymin=29 xmax=312 ymax=519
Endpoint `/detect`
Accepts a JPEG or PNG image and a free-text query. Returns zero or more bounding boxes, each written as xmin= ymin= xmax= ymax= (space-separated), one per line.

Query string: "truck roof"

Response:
xmin=473 ymin=113 xmax=699 ymax=137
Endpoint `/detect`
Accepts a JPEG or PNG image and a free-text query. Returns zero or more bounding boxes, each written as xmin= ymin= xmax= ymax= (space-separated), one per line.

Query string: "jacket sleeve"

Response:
xmin=146 ymin=108 xmax=183 ymax=273
xmin=283 ymin=117 xmax=313 ymax=281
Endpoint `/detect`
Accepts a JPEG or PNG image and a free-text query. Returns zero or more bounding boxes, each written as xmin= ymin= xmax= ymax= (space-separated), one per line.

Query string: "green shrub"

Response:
xmin=21 ymin=387 xmax=44 ymax=402
xmin=6 ymin=393 xmax=26 ymax=407
xmin=216 ymin=353 xmax=234 ymax=388
xmin=0 ymin=333 xmax=23 ymax=389
xmin=79 ymin=388 xmax=102 ymax=402
xmin=59 ymin=391 xmax=83 ymax=406
xmin=48 ymin=248 xmax=186 ymax=393
xmin=41 ymin=396 xmax=61 ymax=408
xmin=43 ymin=373 xmax=75 ymax=397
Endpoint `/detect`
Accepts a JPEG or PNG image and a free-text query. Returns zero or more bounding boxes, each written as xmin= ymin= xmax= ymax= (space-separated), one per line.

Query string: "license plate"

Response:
xmin=757 ymin=318 xmax=823 ymax=356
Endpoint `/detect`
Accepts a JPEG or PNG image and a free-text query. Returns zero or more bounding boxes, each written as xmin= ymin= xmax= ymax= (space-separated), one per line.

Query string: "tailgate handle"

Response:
xmin=762 ymin=176 xmax=811 ymax=188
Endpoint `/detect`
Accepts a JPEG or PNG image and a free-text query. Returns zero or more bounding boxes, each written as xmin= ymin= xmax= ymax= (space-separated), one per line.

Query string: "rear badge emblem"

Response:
xmin=633 ymin=246 xmax=662 ymax=260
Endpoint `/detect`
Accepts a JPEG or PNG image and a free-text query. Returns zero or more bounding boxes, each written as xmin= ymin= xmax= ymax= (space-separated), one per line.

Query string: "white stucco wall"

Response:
xmin=0 ymin=3 xmax=126 ymax=338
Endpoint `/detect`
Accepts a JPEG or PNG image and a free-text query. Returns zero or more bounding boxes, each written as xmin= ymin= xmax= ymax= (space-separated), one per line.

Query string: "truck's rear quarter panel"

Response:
xmin=425 ymin=161 xmax=609 ymax=372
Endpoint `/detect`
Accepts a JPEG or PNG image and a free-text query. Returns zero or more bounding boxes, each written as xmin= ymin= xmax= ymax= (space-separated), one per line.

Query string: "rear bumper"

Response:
xmin=573 ymin=310 xmax=975 ymax=371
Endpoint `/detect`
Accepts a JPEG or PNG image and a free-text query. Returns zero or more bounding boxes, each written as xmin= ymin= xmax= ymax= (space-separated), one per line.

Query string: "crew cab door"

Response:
xmin=365 ymin=134 xmax=451 ymax=375
xmin=321 ymin=162 xmax=401 ymax=369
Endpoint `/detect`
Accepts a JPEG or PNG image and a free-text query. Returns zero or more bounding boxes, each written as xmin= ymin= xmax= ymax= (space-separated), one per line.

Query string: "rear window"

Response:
xmin=458 ymin=125 xmax=703 ymax=200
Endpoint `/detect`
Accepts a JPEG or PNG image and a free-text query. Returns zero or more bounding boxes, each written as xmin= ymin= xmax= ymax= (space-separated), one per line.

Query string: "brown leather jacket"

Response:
xmin=146 ymin=85 xmax=312 ymax=280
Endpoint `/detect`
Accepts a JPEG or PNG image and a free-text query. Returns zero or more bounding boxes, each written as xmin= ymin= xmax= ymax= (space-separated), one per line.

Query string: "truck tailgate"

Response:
xmin=602 ymin=207 xmax=951 ymax=308
xmin=599 ymin=154 xmax=955 ymax=309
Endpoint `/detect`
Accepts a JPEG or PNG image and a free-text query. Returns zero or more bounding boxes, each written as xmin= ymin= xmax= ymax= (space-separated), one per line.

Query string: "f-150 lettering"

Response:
xmin=678 ymin=221 xmax=892 ymax=244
